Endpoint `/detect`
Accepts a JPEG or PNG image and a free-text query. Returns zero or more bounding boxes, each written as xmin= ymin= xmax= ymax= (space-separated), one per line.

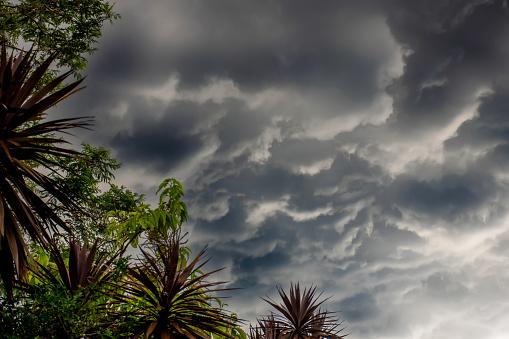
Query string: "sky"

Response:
xmin=57 ymin=1 xmax=509 ymax=338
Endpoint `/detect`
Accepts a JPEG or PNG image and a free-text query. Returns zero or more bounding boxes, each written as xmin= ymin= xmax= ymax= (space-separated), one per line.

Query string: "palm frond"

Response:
xmin=31 ymin=239 xmax=118 ymax=295
xmin=0 ymin=43 xmax=91 ymax=296
xmin=109 ymin=230 xmax=239 ymax=338
xmin=250 ymin=315 xmax=282 ymax=339
xmin=255 ymin=283 xmax=346 ymax=339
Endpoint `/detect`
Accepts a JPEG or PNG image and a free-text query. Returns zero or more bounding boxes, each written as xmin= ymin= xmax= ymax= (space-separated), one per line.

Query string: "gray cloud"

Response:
xmin=386 ymin=0 xmax=509 ymax=132
xmin=383 ymin=171 xmax=501 ymax=224
xmin=53 ymin=0 xmax=509 ymax=338
xmin=338 ymin=292 xmax=380 ymax=322
xmin=90 ymin=1 xmax=390 ymax=96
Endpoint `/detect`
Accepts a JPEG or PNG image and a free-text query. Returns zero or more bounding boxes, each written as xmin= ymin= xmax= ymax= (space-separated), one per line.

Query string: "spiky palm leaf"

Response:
xmin=0 ymin=44 xmax=91 ymax=297
xmin=110 ymin=231 xmax=238 ymax=338
xmin=31 ymin=240 xmax=119 ymax=295
xmin=257 ymin=283 xmax=345 ymax=339
xmin=250 ymin=315 xmax=282 ymax=339
xmin=14 ymin=240 xmax=124 ymax=338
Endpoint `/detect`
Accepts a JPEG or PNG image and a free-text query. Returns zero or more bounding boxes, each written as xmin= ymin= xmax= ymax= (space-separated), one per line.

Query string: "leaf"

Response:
xmin=0 ymin=198 xmax=5 ymax=237
xmin=108 ymin=228 xmax=240 ymax=338
xmin=0 ymin=43 xmax=89 ymax=294
xmin=256 ymin=283 xmax=345 ymax=339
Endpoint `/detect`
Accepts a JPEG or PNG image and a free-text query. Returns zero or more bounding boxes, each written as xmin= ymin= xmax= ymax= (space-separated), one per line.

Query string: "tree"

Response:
xmin=0 ymin=167 xmax=247 ymax=338
xmin=0 ymin=240 xmax=126 ymax=338
xmin=0 ymin=0 xmax=119 ymax=73
xmin=0 ymin=3 xmax=249 ymax=337
xmin=0 ymin=142 xmax=145 ymax=337
xmin=251 ymin=283 xmax=345 ymax=339
xmin=0 ymin=44 xmax=91 ymax=297
xmin=109 ymin=229 xmax=240 ymax=338
xmin=45 ymin=143 xmax=146 ymax=247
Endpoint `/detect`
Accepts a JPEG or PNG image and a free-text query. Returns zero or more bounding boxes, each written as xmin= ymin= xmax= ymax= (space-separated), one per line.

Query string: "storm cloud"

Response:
xmin=55 ymin=0 xmax=509 ymax=338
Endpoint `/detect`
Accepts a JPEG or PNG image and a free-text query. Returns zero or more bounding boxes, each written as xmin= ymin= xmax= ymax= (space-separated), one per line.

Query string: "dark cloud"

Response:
xmin=480 ymin=143 xmax=509 ymax=171
xmin=338 ymin=292 xmax=379 ymax=322
xmin=57 ymin=0 xmax=509 ymax=337
xmin=233 ymin=246 xmax=291 ymax=275
xmin=91 ymin=1 xmax=388 ymax=96
xmin=108 ymin=98 xmax=272 ymax=172
xmin=215 ymin=101 xmax=271 ymax=154
xmin=386 ymin=0 xmax=509 ymax=133
xmin=192 ymin=197 xmax=248 ymax=239
xmin=269 ymin=138 xmax=337 ymax=167
xmin=350 ymin=219 xmax=423 ymax=263
xmin=384 ymin=172 xmax=499 ymax=223
xmin=109 ymin=99 xmax=217 ymax=171
xmin=445 ymin=89 xmax=509 ymax=152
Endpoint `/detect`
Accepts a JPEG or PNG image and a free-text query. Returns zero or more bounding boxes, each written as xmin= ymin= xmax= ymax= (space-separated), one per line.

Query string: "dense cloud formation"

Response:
xmin=58 ymin=1 xmax=509 ymax=338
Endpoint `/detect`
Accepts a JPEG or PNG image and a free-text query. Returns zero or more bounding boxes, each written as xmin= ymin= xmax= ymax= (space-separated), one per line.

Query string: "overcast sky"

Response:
xmin=58 ymin=1 xmax=509 ymax=338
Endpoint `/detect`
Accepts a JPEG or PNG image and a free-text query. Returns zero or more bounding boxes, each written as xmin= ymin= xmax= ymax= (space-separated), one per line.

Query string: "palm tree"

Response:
xmin=20 ymin=240 xmax=123 ymax=337
xmin=250 ymin=315 xmax=282 ymax=339
xmin=0 ymin=44 xmax=91 ymax=297
xmin=109 ymin=230 xmax=240 ymax=338
xmin=31 ymin=239 xmax=120 ymax=295
xmin=252 ymin=283 xmax=346 ymax=339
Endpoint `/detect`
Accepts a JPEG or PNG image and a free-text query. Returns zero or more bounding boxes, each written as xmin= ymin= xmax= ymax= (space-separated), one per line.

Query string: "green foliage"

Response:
xmin=57 ymin=144 xmax=121 ymax=200
xmin=0 ymin=3 xmax=244 ymax=337
xmin=213 ymin=313 xmax=249 ymax=339
xmin=157 ymin=178 xmax=189 ymax=228
xmin=97 ymin=183 xmax=144 ymax=215
xmin=47 ymin=143 xmax=146 ymax=246
xmin=105 ymin=178 xmax=189 ymax=249
xmin=0 ymin=282 xmax=115 ymax=338
xmin=31 ymin=240 xmax=119 ymax=294
xmin=0 ymin=0 xmax=119 ymax=72
xmin=0 ymin=239 xmax=129 ymax=338
xmin=0 ymin=172 xmax=247 ymax=338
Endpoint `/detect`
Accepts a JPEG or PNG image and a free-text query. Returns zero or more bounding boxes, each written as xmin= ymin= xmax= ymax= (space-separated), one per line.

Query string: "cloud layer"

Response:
xmin=57 ymin=1 xmax=509 ymax=338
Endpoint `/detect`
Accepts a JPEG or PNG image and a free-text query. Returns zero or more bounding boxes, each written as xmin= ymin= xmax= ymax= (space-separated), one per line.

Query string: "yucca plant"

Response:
xmin=253 ymin=283 xmax=345 ymax=339
xmin=11 ymin=240 xmax=125 ymax=338
xmin=30 ymin=239 xmax=121 ymax=295
xmin=109 ymin=230 xmax=239 ymax=338
xmin=0 ymin=43 xmax=91 ymax=297
xmin=250 ymin=315 xmax=282 ymax=339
